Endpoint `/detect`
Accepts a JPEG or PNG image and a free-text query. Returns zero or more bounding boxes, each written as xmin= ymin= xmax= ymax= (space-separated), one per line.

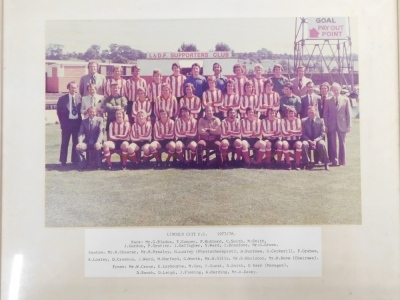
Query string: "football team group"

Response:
xmin=56 ymin=60 xmax=352 ymax=171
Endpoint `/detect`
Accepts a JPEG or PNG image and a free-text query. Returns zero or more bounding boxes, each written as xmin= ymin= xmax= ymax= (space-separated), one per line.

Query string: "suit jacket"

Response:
xmin=79 ymin=73 xmax=106 ymax=97
xmin=301 ymin=117 xmax=326 ymax=142
xmin=323 ymin=95 xmax=351 ymax=133
xmin=317 ymin=94 xmax=328 ymax=118
xmin=81 ymin=94 xmax=105 ymax=118
xmin=291 ymin=76 xmax=312 ymax=97
xmin=57 ymin=93 xmax=82 ymax=130
xmin=300 ymin=93 xmax=321 ymax=119
xmin=78 ymin=116 xmax=104 ymax=144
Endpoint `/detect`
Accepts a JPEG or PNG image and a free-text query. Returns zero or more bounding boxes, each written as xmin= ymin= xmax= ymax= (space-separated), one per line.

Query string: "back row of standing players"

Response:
xmin=80 ymin=60 xmax=329 ymax=123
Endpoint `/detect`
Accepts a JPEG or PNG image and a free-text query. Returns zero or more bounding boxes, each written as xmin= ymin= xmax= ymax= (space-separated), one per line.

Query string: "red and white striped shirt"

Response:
xmin=261 ymin=118 xmax=281 ymax=139
xmin=281 ymin=117 xmax=302 ymax=141
xmin=258 ymin=92 xmax=280 ymax=115
xmin=251 ymin=77 xmax=265 ymax=96
xmin=202 ymin=89 xmax=223 ymax=112
xmin=125 ymin=77 xmax=147 ymax=102
xmin=154 ymin=96 xmax=178 ymax=119
xmin=147 ymin=82 xmax=163 ymax=103
xmin=239 ymin=95 xmax=259 ymax=115
xmin=240 ymin=118 xmax=261 ymax=139
xmin=166 ymin=74 xmax=186 ymax=98
xmin=132 ymin=99 xmax=152 ymax=119
xmin=153 ymin=119 xmax=175 ymax=141
xmin=221 ymin=93 xmax=240 ymax=117
xmin=109 ymin=121 xmax=130 ymax=141
xmin=233 ymin=76 xmax=248 ymax=97
xmin=175 ymin=117 xmax=197 ymax=139
xmin=129 ymin=121 xmax=152 ymax=142
xmin=221 ymin=118 xmax=241 ymax=139
xmin=104 ymin=78 xmax=127 ymax=98
xmin=179 ymin=96 xmax=201 ymax=119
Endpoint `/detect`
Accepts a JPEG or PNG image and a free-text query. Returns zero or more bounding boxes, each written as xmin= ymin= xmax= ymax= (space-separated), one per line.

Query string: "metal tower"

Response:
xmin=293 ymin=17 xmax=355 ymax=88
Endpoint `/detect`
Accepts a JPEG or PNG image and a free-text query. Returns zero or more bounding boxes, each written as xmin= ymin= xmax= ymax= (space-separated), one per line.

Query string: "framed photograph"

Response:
xmin=45 ymin=17 xmax=361 ymax=227
xmin=2 ymin=0 xmax=399 ymax=299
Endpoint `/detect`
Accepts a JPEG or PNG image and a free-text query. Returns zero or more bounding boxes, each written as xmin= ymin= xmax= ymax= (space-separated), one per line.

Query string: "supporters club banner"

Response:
xmin=147 ymin=51 xmax=232 ymax=59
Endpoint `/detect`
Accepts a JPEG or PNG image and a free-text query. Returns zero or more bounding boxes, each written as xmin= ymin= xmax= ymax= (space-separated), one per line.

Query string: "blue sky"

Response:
xmin=46 ymin=18 xmax=358 ymax=55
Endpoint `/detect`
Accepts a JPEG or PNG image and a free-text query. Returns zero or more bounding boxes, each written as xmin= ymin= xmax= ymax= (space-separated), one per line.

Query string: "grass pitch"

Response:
xmin=45 ymin=120 xmax=361 ymax=226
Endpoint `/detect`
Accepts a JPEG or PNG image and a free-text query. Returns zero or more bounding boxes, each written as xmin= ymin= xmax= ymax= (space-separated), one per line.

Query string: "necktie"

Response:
xmin=91 ymin=96 xmax=95 ymax=107
xmin=335 ymin=97 xmax=339 ymax=108
xmin=310 ymin=119 xmax=315 ymax=139
xmin=309 ymin=95 xmax=313 ymax=106
xmin=89 ymin=119 xmax=95 ymax=145
xmin=298 ymin=78 xmax=302 ymax=90
xmin=91 ymin=75 xmax=96 ymax=84
xmin=72 ymin=96 xmax=78 ymax=116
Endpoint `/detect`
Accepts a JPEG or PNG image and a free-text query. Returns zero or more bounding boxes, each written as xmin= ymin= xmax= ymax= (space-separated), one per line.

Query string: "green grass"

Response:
xmin=45 ymin=120 xmax=361 ymax=227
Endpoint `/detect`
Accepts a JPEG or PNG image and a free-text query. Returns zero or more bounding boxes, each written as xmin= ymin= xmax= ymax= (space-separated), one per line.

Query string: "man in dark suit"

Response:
xmin=79 ymin=61 xmax=106 ymax=97
xmin=300 ymin=81 xmax=321 ymax=119
xmin=75 ymin=106 xmax=104 ymax=169
xmin=56 ymin=81 xmax=82 ymax=166
xmin=301 ymin=106 xmax=330 ymax=171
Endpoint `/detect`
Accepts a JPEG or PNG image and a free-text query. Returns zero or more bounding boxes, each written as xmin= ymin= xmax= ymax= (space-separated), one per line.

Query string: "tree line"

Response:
xmin=46 ymin=42 xmax=358 ymax=67
xmin=46 ymin=44 xmax=147 ymax=63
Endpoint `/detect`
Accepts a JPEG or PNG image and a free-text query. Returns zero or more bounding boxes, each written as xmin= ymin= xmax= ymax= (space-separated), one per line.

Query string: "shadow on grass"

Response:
xmin=45 ymin=163 xmax=102 ymax=172
xmin=45 ymin=162 xmax=332 ymax=173
xmin=45 ymin=162 xmax=213 ymax=172
xmin=45 ymin=163 xmax=78 ymax=172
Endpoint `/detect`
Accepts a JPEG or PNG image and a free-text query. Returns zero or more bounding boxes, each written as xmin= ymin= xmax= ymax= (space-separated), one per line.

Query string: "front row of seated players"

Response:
xmin=77 ymin=104 xmax=329 ymax=171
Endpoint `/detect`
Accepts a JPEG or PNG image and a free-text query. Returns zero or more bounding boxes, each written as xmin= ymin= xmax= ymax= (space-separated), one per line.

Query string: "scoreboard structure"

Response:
xmin=293 ymin=17 xmax=355 ymax=88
